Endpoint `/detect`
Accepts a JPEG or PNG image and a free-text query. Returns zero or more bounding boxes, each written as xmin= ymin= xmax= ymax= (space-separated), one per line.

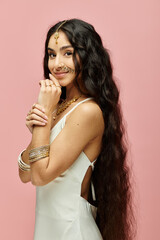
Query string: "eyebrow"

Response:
xmin=47 ymin=45 xmax=73 ymax=51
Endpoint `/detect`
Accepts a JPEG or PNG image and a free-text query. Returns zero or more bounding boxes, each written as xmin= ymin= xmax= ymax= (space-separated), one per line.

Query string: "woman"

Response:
xmin=18 ymin=19 xmax=135 ymax=240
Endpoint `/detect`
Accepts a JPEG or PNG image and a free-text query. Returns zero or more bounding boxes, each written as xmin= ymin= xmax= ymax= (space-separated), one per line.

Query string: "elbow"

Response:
xmin=31 ymin=172 xmax=47 ymax=186
xmin=30 ymin=158 xmax=50 ymax=186
xmin=20 ymin=178 xmax=30 ymax=184
xmin=31 ymin=169 xmax=57 ymax=186
xmin=31 ymin=180 xmax=47 ymax=187
xmin=30 ymin=160 xmax=57 ymax=186
xmin=19 ymin=175 xmax=31 ymax=183
xmin=31 ymin=178 xmax=44 ymax=186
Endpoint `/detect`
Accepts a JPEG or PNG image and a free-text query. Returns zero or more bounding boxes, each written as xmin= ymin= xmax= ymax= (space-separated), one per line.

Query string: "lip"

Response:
xmin=54 ymin=72 xmax=68 ymax=79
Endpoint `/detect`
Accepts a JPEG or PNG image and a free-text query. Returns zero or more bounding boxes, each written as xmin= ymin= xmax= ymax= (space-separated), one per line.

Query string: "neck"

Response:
xmin=65 ymin=84 xmax=82 ymax=101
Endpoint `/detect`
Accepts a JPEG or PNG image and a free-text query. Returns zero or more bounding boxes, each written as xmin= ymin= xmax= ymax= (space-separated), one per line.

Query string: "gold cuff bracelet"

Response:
xmin=29 ymin=145 xmax=50 ymax=163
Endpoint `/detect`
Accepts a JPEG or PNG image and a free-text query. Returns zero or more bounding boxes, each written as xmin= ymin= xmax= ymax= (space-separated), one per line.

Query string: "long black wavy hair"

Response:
xmin=43 ymin=19 xmax=135 ymax=240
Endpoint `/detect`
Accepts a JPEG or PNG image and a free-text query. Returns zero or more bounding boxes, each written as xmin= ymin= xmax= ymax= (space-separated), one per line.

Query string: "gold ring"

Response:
xmin=55 ymin=85 xmax=61 ymax=88
xmin=32 ymin=104 xmax=36 ymax=108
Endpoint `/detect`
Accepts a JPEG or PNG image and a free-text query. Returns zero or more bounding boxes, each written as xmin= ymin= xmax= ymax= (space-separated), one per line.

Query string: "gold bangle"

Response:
xmin=29 ymin=145 xmax=50 ymax=163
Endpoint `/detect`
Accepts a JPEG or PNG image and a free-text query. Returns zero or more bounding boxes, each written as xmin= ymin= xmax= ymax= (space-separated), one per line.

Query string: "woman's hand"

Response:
xmin=26 ymin=104 xmax=48 ymax=133
xmin=37 ymin=74 xmax=62 ymax=115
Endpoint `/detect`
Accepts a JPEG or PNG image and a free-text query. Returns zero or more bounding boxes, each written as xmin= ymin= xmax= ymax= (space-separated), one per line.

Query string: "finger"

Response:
xmin=27 ymin=110 xmax=32 ymax=116
xmin=45 ymin=79 xmax=53 ymax=87
xmin=32 ymin=103 xmax=45 ymax=113
xmin=32 ymin=103 xmax=36 ymax=109
xmin=26 ymin=112 xmax=47 ymax=123
xmin=26 ymin=114 xmax=47 ymax=124
xmin=26 ymin=115 xmax=30 ymax=121
xmin=40 ymin=80 xmax=46 ymax=89
xmin=49 ymin=74 xmax=62 ymax=95
xmin=49 ymin=73 xmax=61 ymax=87
xmin=27 ymin=120 xmax=46 ymax=126
xmin=33 ymin=116 xmax=47 ymax=125
xmin=30 ymin=109 xmax=48 ymax=120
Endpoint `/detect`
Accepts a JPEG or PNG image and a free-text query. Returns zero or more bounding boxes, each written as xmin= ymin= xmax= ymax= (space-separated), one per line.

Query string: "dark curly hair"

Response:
xmin=43 ymin=19 xmax=136 ymax=240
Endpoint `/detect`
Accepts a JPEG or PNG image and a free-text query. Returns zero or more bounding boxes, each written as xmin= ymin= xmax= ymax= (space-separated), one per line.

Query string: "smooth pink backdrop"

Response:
xmin=0 ymin=0 xmax=159 ymax=239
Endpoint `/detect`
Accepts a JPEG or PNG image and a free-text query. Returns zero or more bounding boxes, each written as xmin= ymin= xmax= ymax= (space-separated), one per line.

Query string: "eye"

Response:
xmin=65 ymin=51 xmax=73 ymax=57
xmin=48 ymin=53 xmax=56 ymax=58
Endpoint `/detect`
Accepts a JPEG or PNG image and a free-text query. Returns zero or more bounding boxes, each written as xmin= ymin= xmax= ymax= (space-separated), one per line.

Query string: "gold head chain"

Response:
xmin=54 ymin=20 xmax=67 ymax=44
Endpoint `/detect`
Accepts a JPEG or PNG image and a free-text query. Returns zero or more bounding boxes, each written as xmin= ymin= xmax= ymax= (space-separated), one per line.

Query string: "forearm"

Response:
xmin=30 ymin=112 xmax=52 ymax=148
xmin=19 ymin=111 xmax=52 ymax=183
xmin=29 ymin=112 xmax=52 ymax=184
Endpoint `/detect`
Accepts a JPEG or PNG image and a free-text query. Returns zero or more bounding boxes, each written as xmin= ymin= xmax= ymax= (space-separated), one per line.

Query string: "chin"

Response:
xmin=57 ymin=77 xmax=75 ymax=87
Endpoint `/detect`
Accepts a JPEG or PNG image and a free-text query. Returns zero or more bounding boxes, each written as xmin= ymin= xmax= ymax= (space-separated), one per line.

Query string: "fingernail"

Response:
xmin=43 ymin=120 xmax=47 ymax=123
xmin=45 ymin=115 xmax=48 ymax=120
xmin=49 ymin=73 xmax=52 ymax=78
xmin=42 ymin=108 xmax=45 ymax=113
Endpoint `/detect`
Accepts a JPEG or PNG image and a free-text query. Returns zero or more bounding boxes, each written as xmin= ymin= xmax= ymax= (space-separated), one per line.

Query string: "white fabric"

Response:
xmin=34 ymin=98 xmax=103 ymax=240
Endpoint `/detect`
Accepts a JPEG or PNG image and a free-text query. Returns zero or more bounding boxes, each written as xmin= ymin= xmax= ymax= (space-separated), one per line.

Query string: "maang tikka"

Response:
xmin=54 ymin=20 xmax=67 ymax=44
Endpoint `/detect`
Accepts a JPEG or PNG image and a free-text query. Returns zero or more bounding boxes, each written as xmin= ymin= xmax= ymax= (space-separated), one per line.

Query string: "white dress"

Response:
xmin=33 ymin=98 xmax=103 ymax=240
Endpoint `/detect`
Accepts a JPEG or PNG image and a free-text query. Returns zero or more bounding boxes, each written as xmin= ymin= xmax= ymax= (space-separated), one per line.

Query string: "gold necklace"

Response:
xmin=53 ymin=95 xmax=81 ymax=120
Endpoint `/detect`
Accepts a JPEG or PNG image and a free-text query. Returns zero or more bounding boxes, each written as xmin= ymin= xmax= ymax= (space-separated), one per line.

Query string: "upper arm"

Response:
xmin=32 ymin=102 xmax=104 ymax=185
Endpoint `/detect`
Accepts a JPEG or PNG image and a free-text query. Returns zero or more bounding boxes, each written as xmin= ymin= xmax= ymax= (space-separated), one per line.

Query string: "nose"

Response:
xmin=54 ymin=55 xmax=64 ymax=70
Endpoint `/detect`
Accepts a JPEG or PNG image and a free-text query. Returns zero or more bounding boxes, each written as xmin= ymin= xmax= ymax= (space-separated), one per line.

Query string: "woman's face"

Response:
xmin=47 ymin=31 xmax=76 ymax=87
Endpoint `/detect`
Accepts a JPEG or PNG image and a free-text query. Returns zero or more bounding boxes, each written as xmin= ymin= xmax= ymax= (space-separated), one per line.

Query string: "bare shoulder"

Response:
xmin=66 ymin=100 xmax=104 ymax=135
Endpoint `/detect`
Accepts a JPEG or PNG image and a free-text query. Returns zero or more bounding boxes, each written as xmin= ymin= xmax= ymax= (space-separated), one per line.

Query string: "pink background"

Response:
xmin=0 ymin=0 xmax=159 ymax=239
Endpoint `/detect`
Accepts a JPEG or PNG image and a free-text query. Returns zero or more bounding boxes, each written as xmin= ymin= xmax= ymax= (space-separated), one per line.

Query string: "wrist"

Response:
xmin=44 ymin=105 xmax=57 ymax=116
xmin=45 ymin=110 xmax=53 ymax=125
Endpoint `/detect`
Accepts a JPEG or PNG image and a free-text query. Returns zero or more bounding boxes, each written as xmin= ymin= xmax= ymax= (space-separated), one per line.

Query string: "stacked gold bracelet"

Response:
xmin=18 ymin=149 xmax=31 ymax=171
xmin=29 ymin=145 xmax=50 ymax=163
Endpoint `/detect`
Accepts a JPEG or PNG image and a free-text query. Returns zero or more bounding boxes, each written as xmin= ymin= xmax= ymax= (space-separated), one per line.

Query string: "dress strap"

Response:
xmin=64 ymin=97 xmax=93 ymax=118
xmin=90 ymin=159 xmax=97 ymax=201
xmin=91 ymin=182 xmax=96 ymax=201
xmin=90 ymin=159 xmax=97 ymax=170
